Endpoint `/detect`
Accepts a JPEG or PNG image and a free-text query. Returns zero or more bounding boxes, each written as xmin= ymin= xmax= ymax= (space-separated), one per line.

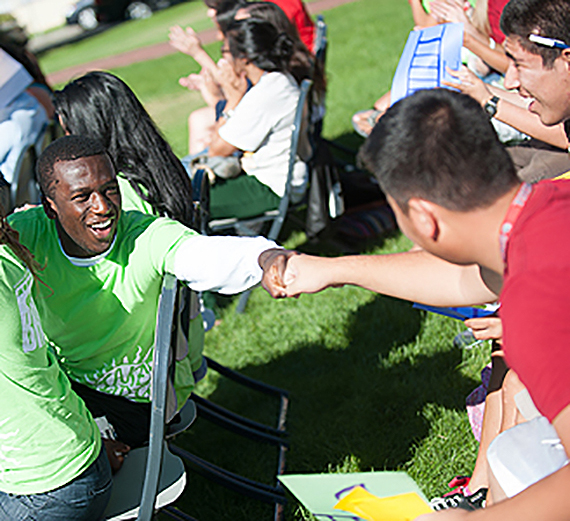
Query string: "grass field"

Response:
xmin=38 ymin=1 xmax=489 ymax=519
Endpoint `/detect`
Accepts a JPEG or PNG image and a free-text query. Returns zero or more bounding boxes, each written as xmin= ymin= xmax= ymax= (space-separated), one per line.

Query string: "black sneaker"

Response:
xmin=430 ymin=488 xmax=487 ymax=511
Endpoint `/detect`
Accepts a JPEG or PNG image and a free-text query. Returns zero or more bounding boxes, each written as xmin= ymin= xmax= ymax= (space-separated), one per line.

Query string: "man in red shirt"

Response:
xmin=266 ymin=1 xmax=570 ymax=518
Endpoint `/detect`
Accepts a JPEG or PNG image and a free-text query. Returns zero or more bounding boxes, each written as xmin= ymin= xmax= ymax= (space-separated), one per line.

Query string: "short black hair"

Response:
xmin=359 ymin=89 xmax=518 ymax=212
xmin=501 ymin=0 xmax=570 ymax=67
xmin=37 ymin=135 xmax=108 ymax=199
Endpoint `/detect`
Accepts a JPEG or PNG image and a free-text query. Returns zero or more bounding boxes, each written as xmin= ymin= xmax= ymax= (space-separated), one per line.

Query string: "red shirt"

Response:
xmin=267 ymin=0 xmax=315 ymax=51
xmin=501 ymin=179 xmax=570 ymax=421
xmin=488 ymin=0 xmax=509 ymax=44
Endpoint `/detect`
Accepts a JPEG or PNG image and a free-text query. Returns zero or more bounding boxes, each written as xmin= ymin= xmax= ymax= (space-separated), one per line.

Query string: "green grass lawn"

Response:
xmin=39 ymin=1 xmax=490 ymax=518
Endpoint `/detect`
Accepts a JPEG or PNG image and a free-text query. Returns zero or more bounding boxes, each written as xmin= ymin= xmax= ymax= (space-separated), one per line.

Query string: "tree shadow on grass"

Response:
xmin=170 ymin=296 xmax=478 ymax=520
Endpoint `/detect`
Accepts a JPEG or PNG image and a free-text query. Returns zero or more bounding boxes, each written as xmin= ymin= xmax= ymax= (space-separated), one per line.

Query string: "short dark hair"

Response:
xmin=359 ymin=89 xmax=518 ymax=212
xmin=37 ymin=135 xmax=109 ymax=199
xmin=501 ymin=0 xmax=570 ymax=67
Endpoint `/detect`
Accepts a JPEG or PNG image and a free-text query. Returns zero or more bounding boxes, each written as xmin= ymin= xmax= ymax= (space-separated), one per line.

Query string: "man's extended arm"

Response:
xmin=281 ymin=250 xmax=499 ymax=306
xmin=171 ymin=235 xmax=282 ymax=294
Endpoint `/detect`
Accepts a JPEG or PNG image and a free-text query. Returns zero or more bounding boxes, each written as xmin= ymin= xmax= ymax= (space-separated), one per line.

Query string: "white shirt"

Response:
xmin=219 ymin=72 xmax=307 ymax=198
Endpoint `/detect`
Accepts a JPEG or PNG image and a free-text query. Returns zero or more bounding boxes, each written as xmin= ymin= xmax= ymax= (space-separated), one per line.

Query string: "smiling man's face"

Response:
xmin=45 ymin=154 xmax=121 ymax=258
xmin=504 ymin=36 xmax=570 ymax=126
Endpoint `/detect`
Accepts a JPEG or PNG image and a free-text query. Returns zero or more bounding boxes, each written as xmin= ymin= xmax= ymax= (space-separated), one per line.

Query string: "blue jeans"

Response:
xmin=0 ymin=445 xmax=112 ymax=521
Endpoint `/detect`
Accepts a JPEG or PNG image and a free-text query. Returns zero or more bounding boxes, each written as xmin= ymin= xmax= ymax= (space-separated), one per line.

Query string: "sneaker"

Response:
xmin=430 ymin=488 xmax=487 ymax=511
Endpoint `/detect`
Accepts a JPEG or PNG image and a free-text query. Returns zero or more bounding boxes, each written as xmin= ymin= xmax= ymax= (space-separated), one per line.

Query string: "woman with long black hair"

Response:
xmin=53 ymin=71 xmax=195 ymax=227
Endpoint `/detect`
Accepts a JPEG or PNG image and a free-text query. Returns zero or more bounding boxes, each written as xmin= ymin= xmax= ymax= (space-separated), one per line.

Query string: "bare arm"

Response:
xmin=463 ymin=32 xmax=509 ymax=75
xmin=446 ymin=67 xmax=569 ymax=149
xmin=281 ymin=250 xmax=499 ymax=306
xmin=168 ymin=25 xmax=218 ymax=77
xmin=208 ymin=59 xmax=247 ymax=157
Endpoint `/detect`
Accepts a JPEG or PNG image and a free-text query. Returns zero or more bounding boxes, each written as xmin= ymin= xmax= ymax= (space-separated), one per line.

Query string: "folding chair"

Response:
xmin=168 ymin=293 xmax=290 ymax=520
xmin=206 ymin=78 xmax=313 ymax=313
xmin=104 ymin=274 xmax=188 ymax=521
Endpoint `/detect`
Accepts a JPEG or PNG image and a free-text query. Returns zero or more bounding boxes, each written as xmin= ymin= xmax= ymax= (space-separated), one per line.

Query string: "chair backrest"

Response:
xmin=104 ymin=273 xmax=187 ymax=521
xmin=266 ymin=77 xmax=313 ymax=241
xmin=9 ymin=146 xmax=39 ymax=212
xmin=137 ymin=273 xmax=178 ymax=520
xmin=314 ymin=15 xmax=328 ymax=69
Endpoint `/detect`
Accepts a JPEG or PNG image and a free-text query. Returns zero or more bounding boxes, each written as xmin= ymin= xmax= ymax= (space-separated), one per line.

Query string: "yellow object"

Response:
xmin=555 ymin=171 xmax=570 ymax=180
xmin=333 ymin=486 xmax=432 ymax=521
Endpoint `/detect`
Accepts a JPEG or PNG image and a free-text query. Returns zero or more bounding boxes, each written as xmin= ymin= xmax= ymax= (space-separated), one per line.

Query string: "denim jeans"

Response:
xmin=0 ymin=444 xmax=112 ymax=521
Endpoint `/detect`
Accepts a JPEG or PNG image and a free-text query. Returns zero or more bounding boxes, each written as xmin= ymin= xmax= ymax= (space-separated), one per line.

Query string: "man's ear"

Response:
xmin=41 ymin=193 xmax=57 ymax=220
xmin=407 ymin=198 xmax=441 ymax=242
xmin=561 ymin=48 xmax=570 ymax=72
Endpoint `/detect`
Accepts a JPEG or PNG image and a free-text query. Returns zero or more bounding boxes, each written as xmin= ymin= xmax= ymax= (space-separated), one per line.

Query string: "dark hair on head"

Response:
xmin=359 ymin=89 xmax=518 ymax=212
xmin=214 ymin=0 xmax=247 ymax=33
xmin=501 ymin=0 xmax=570 ymax=68
xmin=37 ymin=135 xmax=108 ymax=199
xmin=54 ymin=72 xmax=195 ymax=226
xmin=226 ymin=18 xmax=294 ymax=73
xmin=242 ymin=2 xmax=326 ymax=95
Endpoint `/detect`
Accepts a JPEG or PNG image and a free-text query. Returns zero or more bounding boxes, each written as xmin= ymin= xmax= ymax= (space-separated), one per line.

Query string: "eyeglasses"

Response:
xmin=220 ymin=46 xmax=230 ymax=54
xmin=528 ymin=34 xmax=570 ymax=50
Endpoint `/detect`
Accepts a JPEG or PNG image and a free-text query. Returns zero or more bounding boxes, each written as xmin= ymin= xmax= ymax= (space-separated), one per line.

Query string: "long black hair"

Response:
xmin=242 ymin=2 xmax=326 ymax=96
xmin=225 ymin=18 xmax=295 ymax=74
xmin=53 ymin=72 xmax=195 ymax=226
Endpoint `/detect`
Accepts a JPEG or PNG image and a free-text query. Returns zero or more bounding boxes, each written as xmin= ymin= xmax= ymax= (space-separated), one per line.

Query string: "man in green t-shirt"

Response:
xmin=0 ymin=176 xmax=112 ymax=520
xmin=9 ymin=135 xmax=292 ymax=449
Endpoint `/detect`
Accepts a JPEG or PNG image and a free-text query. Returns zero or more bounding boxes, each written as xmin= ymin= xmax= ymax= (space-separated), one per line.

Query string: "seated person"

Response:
xmin=446 ymin=65 xmax=570 ymax=182
xmin=169 ymin=0 xmax=246 ymax=155
xmin=353 ymin=0 xmax=509 ymax=137
xmin=0 ymin=49 xmax=50 ymax=185
xmin=8 ymin=135 xmax=291 ymax=449
xmin=0 ymin=174 xmax=112 ymax=520
xmin=200 ymin=18 xmax=310 ymax=219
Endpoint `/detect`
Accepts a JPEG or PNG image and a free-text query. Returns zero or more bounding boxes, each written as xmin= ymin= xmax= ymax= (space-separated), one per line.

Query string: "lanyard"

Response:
xmin=499 ymin=183 xmax=533 ymax=262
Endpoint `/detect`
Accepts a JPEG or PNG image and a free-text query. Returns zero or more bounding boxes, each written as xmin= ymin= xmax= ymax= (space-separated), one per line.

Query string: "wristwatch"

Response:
xmin=221 ymin=109 xmax=234 ymax=120
xmin=484 ymin=96 xmax=500 ymax=119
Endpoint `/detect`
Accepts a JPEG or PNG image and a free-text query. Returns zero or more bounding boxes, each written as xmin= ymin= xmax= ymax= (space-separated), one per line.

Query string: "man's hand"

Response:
xmin=258 ymin=249 xmax=298 ymax=298
xmin=103 ymin=438 xmax=130 ymax=474
xmin=282 ymin=254 xmax=340 ymax=297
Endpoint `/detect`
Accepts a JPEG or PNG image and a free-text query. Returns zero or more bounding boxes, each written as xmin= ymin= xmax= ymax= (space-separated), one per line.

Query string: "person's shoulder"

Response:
xmin=7 ymin=205 xmax=50 ymax=235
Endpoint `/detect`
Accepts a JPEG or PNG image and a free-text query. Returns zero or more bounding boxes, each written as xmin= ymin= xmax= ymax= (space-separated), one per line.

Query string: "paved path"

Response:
xmin=47 ymin=0 xmax=357 ymax=85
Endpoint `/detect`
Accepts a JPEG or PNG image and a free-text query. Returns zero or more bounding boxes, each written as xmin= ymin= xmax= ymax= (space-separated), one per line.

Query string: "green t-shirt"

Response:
xmin=0 ymin=245 xmax=100 ymax=494
xmin=9 ymin=208 xmax=200 ymax=407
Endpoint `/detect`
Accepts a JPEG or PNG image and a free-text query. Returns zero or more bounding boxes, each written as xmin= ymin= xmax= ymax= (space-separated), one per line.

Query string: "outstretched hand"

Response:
xmin=260 ymin=252 xmax=338 ymax=299
xmin=169 ymin=25 xmax=202 ymax=57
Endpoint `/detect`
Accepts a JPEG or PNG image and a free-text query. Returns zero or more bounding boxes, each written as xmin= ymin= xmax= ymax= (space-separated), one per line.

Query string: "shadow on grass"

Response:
xmin=169 ymin=297 xmax=477 ymax=520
